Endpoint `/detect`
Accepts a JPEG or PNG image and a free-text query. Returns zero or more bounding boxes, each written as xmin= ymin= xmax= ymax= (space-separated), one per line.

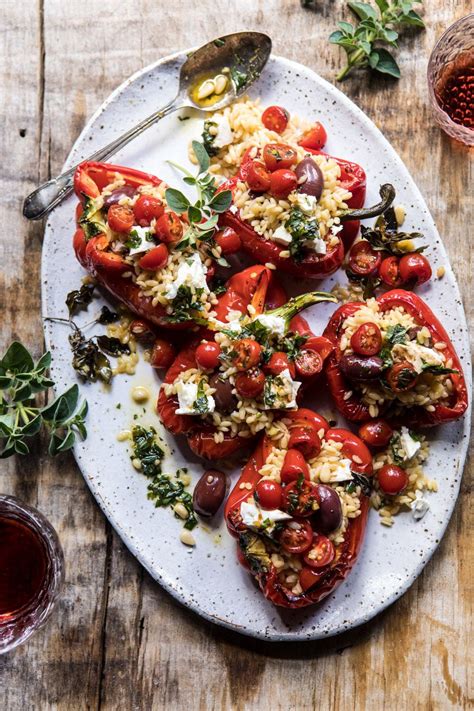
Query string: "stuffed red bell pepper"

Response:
xmin=224 ymin=408 xmax=373 ymax=608
xmin=73 ymin=161 xmax=221 ymax=329
xmin=323 ymin=290 xmax=468 ymax=427
xmin=157 ymin=266 xmax=336 ymax=459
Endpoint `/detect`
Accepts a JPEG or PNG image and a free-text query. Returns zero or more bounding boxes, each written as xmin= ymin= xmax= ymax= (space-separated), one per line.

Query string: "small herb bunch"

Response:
xmin=0 ymin=341 xmax=88 ymax=457
xmin=329 ymin=1 xmax=425 ymax=81
xmin=165 ymin=141 xmax=232 ymax=265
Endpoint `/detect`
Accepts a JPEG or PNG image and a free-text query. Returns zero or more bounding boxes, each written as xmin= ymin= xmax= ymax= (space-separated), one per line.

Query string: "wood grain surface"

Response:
xmin=0 ymin=1 xmax=472 ymax=709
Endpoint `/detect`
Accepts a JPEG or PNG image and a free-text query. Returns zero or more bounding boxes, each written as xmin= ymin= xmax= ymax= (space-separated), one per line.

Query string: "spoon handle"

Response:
xmin=23 ymin=96 xmax=184 ymax=220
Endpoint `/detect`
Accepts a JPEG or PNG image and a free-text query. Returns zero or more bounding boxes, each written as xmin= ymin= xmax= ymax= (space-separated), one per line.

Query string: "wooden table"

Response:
xmin=1 ymin=1 xmax=472 ymax=708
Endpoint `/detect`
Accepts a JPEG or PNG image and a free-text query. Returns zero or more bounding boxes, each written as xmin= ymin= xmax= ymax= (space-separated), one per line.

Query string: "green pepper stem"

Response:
xmin=264 ymin=291 xmax=337 ymax=326
xmin=340 ymin=183 xmax=396 ymax=222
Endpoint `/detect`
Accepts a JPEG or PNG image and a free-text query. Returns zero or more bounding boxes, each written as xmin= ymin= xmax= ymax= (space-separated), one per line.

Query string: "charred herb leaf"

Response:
xmin=97 ymin=306 xmax=120 ymax=324
xmin=350 ymin=471 xmax=373 ymax=496
xmin=421 ymin=364 xmax=458 ymax=376
xmin=78 ymin=194 xmax=107 ymax=240
xmin=361 ymin=207 xmax=427 ymax=256
xmin=96 ymin=335 xmax=131 ymax=357
xmin=66 ymin=284 xmax=95 ymax=317
xmin=69 ymin=329 xmax=113 ymax=384
xmin=239 ymin=531 xmax=271 ymax=574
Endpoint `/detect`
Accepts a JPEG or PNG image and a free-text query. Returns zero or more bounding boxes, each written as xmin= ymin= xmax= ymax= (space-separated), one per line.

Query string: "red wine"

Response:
xmin=436 ymin=51 xmax=474 ymax=129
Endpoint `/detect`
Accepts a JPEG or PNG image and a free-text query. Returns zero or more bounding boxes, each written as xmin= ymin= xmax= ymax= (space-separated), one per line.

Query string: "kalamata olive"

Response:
xmin=295 ymin=157 xmax=324 ymax=200
xmin=312 ymin=484 xmax=343 ymax=534
xmin=209 ymin=373 xmax=237 ymax=415
xmin=193 ymin=469 xmax=227 ymax=517
xmin=103 ymin=185 xmax=136 ymax=210
xmin=339 ymin=353 xmax=384 ymax=382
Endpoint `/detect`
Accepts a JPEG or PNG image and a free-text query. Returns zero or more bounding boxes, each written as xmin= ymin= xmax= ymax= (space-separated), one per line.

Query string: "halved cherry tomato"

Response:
xmin=235 ymin=368 xmax=265 ymax=399
xmin=155 ymin=212 xmax=183 ymax=244
xmin=107 ymin=204 xmax=134 ymax=233
xmin=299 ymin=566 xmax=324 ymax=592
xmin=150 ymin=339 xmax=176 ymax=369
xmin=246 ymin=161 xmax=272 ymax=192
xmin=262 ymin=143 xmax=298 ymax=171
xmin=387 ymin=361 xmax=418 ymax=392
xmin=261 ymin=106 xmax=290 ymax=134
xmin=288 ymin=424 xmax=321 ymax=458
xmin=280 ymin=448 xmax=310 ymax=484
xmin=255 ymin=479 xmax=283 ymax=510
xmin=295 ymin=349 xmax=323 ymax=378
xmin=282 ymin=479 xmax=320 ymax=517
xmin=264 ymin=352 xmax=296 ymax=378
xmin=399 ymin=253 xmax=432 ymax=286
xmin=348 ymin=240 xmax=382 ymax=276
xmin=138 ymin=244 xmax=168 ymax=270
xmin=232 ymin=339 xmax=262 ymax=370
xmin=350 ymin=322 xmax=382 ymax=356
xmin=270 ymin=169 xmax=298 ymax=198
xmin=279 ymin=520 xmax=313 ymax=554
xmin=195 ymin=341 xmax=221 ymax=370
xmin=299 ymin=122 xmax=327 ymax=150
xmin=303 ymin=534 xmax=335 ymax=569
xmin=129 ymin=319 xmax=155 ymax=344
xmin=377 ymin=464 xmax=408 ymax=495
xmin=358 ymin=419 xmax=393 ymax=448
xmin=379 ymin=256 xmax=403 ymax=287
xmin=133 ymin=195 xmax=165 ymax=226
xmin=214 ymin=227 xmax=241 ymax=255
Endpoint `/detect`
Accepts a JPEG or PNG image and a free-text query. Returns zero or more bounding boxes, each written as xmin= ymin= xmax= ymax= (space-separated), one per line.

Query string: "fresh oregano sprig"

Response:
xmin=165 ymin=141 xmax=232 ymax=265
xmin=329 ymin=1 xmax=425 ymax=81
xmin=0 ymin=341 xmax=88 ymax=457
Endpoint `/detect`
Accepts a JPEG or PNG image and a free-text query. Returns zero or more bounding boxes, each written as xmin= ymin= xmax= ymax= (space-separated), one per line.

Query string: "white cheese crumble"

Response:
xmin=326 ymin=457 xmax=353 ymax=483
xmin=391 ymin=342 xmax=444 ymax=374
xmin=272 ymin=225 xmax=293 ymax=247
xmin=128 ymin=226 xmax=154 ymax=256
xmin=240 ymin=500 xmax=291 ymax=529
xmin=263 ymin=368 xmax=301 ymax=410
xmin=212 ymin=114 xmax=233 ymax=149
xmin=175 ymin=381 xmax=215 ymax=415
xmin=412 ymin=490 xmax=430 ymax=520
xmin=295 ymin=193 xmax=318 ymax=215
xmin=165 ymin=252 xmax=209 ymax=300
xmin=304 ymin=237 xmax=327 ymax=255
xmin=399 ymin=427 xmax=421 ymax=461
xmin=255 ymin=313 xmax=287 ymax=336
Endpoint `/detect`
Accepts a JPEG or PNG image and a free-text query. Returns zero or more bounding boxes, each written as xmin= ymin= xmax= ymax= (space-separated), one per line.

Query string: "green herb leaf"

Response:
xmin=348 ymin=2 xmax=378 ymax=20
xmin=230 ymin=66 xmax=248 ymax=92
xmin=192 ymin=140 xmax=210 ymax=174
xmin=164 ymin=188 xmax=190 ymax=214
xmin=209 ymin=190 xmax=232 ymax=214
xmin=373 ymin=48 xmax=401 ymax=78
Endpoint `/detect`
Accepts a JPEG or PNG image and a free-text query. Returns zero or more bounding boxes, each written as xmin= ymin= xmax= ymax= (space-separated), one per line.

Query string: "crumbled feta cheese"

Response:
xmin=165 ymin=252 xmax=209 ymax=300
xmin=212 ymin=114 xmax=233 ymax=148
xmin=399 ymin=427 xmax=421 ymax=461
xmin=391 ymin=342 xmax=444 ymax=373
xmin=128 ymin=226 xmax=154 ymax=256
xmin=304 ymin=237 xmax=327 ymax=255
xmin=295 ymin=193 xmax=318 ymax=215
xmin=272 ymin=225 xmax=293 ymax=247
xmin=331 ymin=224 xmax=343 ymax=236
xmin=412 ymin=491 xmax=430 ymax=520
xmin=175 ymin=380 xmax=215 ymax=415
xmin=240 ymin=500 xmax=291 ymax=529
xmin=264 ymin=368 xmax=301 ymax=410
xmin=327 ymin=458 xmax=353 ymax=482
xmin=229 ymin=204 xmax=238 ymax=214
xmin=255 ymin=314 xmax=287 ymax=336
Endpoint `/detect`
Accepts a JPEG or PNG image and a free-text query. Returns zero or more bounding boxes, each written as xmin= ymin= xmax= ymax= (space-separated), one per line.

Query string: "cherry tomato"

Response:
xmin=288 ymin=424 xmax=322 ymax=459
xmin=155 ymin=212 xmax=183 ymax=244
xmin=262 ymin=143 xmax=298 ymax=172
xmin=133 ymin=195 xmax=165 ymax=226
xmin=358 ymin=419 xmax=394 ymax=448
xmin=269 ymin=169 xmax=298 ymax=199
xmin=150 ymin=339 xmax=176 ymax=369
xmin=246 ymin=161 xmax=272 ymax=192
xmin=350 ymin=322 xmax=382 ymax=356
xmin=255 ymin=479 xmax=283 ymax=510
xmin=138 ymin=244 xmax=169 ymax=270
xmin=280 ymin=520 xmax=313 ymax=554
xmin=295 ymin=349 xmax=323 ymax=378
xmin=299 ymin=122 xmax=327 ymax=150
xmin=387 ymin=361 xmax=418 ymax=392
xmin=299 ymin=566 xmax=324 ymax=592
xmin=280 ymin=448 xmax=310 ymax=484
xmin=214 ymin=227 xmax=241 ymax=255
xmin=348 ymin=240 xmax=382 ymax=277
xmin=129 ymin=319 xmax=155 ymax=345
xmin=379 ymin=256 xmax=403 ymax=287
xmin=232 ymin=339 xmax=262 ymax=371
xmin=261 ymin=106 xmax=290 ymax=134
xmin=264 ymin=352 xmax=296 ymax=378
xmin=195 ymin=341 xmax=221 ymax=370
xmin=235 ymin=368 xmax=265 ymax=399
xmin=303 ymin=534 xmax=335 ymax=569
xmin=107 ymin=204 xmax=134 ymax=233
xmin=377 ymin=464 xmax=409 ymax=495
xmin=282 ymin=479 xmax=320 ymax=517
xmin=399 ymin=253 xmax=432 ymax=286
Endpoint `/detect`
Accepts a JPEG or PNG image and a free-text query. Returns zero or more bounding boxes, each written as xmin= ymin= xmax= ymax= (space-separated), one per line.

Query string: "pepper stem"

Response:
xmin=340 ymin=183 xmax=396 ymax=222
xmin=263 ymin=291 xmax=337 ymax=328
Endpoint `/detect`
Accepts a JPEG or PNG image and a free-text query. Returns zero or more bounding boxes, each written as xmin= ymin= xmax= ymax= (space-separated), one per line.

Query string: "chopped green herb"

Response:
xmin=202 ymin=120 xmax=219 ymax=156
xmin=193 ymin=379 xmax=210 ymax=415
xmin=230 ymin=66 xmax=248 ymax=92
xmin=285 ymin=207 xmax=321 ymax=262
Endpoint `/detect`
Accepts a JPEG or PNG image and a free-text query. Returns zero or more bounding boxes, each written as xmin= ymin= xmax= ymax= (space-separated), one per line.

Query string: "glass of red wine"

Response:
xmin=0 ymin=495 xmax=64 ymax=653
xmin=428 ymin=13 xmax=474 ymax=146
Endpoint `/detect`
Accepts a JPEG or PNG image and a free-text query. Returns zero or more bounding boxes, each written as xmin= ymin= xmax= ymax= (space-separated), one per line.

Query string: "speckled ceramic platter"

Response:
xmin=42 ymin=50 xmax=471 ymax=641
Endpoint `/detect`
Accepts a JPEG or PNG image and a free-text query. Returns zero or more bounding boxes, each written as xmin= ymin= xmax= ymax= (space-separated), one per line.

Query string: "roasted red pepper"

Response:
xmin=224 ymin=409 xmax=373 ymax=608
xmin=323 ymin=289 xmax=468 ymax=427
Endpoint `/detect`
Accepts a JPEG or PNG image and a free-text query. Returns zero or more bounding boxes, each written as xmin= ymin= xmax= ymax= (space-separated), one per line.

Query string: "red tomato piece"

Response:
xmin=107 ymin=204 xmax=134 ymax=233
xmin=303 ymin=534 xmax=335 ymax=569
xmin=129 ymin=319 xmax=155 ymax=344
xmin=138 ymin=244 xmax=168 ymax=270
xmin=214 ymin=227 xmax=242 ymax=255
xmin=261 ymin=106 xmax=290 ymax=134
xmin=195 ymin=341 xmax=221 ymax=370
xmin=377 ymin=464 xmax=409 ymax=495
xmin=350 ymin=322 xmax=382 ymax=356
xmin=282 ymin=479 xmax=320 ymax=517
xmin=235 ymin=368 xmax=265 ymax=399
xmin=280 ymin=448 xmax=310 ymax=484
xmin=246 ymin=161 xmax=272 ymax=192
xmin=299 ymin=122 xmax=327 ymax=150
xmin=358 ymin=419 xmax=394 ymax=448
xmin=232 ymin=339 xmax=263 ymax=371
xmin=255 ymin=479 xmax=283 ymax=510
xmin=299 ymin=566 xmax=324 ymax=592
xmin=150 ymin=339 xmax=176 ymax=369
xmin=288 ymin=424 xmax=322 ymax=459
xmin=155 ymin=212 xmax=183 ymax=244
xmin=279 ymin=520 xmax=313 ymax=554
xmin=379 ymin=256 xmax=403 ymax=287
xmin=269 ymin=169 xmax=298 ymax=198
xmin=262 ymin=143 xmax=298 ymax=171
xmin=387 ymin=361 xmax=418 ymax=392
xmin=348 ymin=240 xmax=382 ymax=277
xmin=399 ymin=253 xmax=432 ymax=286
xmin=295 ymin=349 xmax=323 ymax=378
xmin=133 ymin=195 xmax=165 ymax=226
xmin=264 ymin=352 xmax=296 ymax=378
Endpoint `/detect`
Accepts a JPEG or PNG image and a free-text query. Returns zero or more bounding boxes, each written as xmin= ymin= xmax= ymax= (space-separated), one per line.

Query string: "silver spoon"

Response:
xmin=23 ymin=31 xmax=272 ymax=220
